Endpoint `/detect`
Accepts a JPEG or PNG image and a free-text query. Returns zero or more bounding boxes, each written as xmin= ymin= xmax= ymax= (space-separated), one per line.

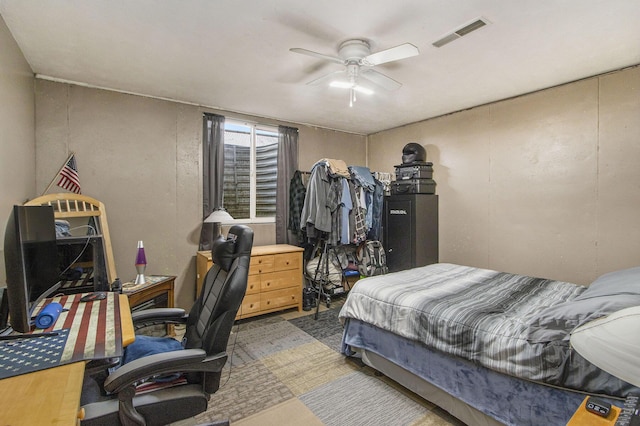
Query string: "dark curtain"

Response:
xmin=199 ymin=113 xmax=225 ymax=250
xmin=275 ymin=125 xmax=299 ymax=244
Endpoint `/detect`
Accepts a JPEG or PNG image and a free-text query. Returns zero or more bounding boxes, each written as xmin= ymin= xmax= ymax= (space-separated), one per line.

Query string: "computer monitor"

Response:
xmin=3 ymin=205 xmax=60 ymax=333
xmin=56 ymin=234 xmax=108 ymax=293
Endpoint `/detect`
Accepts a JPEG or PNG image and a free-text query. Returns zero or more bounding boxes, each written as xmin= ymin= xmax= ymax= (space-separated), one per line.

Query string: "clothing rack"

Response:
xmin=294 ymin=161 xmax=387 ymax=319
xmin=304 ymin=237 xmax=346 ymax=320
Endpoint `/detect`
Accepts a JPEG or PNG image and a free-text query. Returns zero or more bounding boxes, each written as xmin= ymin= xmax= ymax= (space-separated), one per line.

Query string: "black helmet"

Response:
xmin=402 ymin=143 xmax=426 ymax=164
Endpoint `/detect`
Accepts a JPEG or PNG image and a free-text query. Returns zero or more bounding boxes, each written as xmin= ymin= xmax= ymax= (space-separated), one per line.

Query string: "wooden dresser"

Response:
xmin=196 ymin=244 xmax=304 ymax=319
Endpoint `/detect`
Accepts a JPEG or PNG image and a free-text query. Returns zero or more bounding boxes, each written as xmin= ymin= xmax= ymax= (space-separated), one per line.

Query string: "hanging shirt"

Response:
xmin=367 ymin=179 xmax=384 ymax=241
xmin=340 ymin=178 xmax=352 ymax=244
xmin=348 ymin=180 xmax=367 ymax=244
xmin=348 ymin=165 xmax=376 ymax=192
xmin=300 ymin=162 xmax=332 ymax=237
xmin=288 ymin=170 xmax=307 ymax=244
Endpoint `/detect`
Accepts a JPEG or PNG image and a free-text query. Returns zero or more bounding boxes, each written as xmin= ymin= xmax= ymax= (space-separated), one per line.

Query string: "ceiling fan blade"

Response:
xmin=290 ymin=48 xmax=344 ymax=65
xmin=360 ymin=69 xmax=402 ymax=91
xmin=362 ymin=43 xmax=419 ymax=66
xmin=306 ymin=70 xmax=346 ymax=86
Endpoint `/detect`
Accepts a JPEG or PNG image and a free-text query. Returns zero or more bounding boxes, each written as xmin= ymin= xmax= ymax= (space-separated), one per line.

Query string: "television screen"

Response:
xmin=3 ymin=205 xmax=59 ymax=333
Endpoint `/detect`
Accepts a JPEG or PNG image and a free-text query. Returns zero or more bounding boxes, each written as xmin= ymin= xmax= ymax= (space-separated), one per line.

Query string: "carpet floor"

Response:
xmin=184 ymin=301 xmax=466 ymax=426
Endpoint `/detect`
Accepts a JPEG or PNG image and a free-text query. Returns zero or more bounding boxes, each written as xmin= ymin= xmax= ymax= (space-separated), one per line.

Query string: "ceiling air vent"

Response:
xmin=432 ymin=18 xmax=489 ymax=48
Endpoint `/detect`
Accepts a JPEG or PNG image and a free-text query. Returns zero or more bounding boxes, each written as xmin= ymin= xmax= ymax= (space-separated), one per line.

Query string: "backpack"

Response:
xmin=357 ymin=240 xmax=388 ymax=277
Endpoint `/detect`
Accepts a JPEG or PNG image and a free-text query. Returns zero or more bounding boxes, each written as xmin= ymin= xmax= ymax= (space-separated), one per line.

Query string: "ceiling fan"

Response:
xmin=290 ymin=39 xmax=419 ymax=106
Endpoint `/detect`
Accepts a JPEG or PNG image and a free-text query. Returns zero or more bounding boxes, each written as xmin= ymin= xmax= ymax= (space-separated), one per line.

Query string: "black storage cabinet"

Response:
xmin=383 ymin=194 xmax=438 ymax=273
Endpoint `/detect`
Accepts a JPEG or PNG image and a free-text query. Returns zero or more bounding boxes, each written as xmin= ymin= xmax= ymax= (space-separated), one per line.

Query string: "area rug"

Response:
xmin=192 ymin=304 xmax=464 ymax=426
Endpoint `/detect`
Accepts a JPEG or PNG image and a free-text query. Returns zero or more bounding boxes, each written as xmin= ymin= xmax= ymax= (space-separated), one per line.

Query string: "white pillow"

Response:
xmin=570 ymin=306 xmax=640 ymax=388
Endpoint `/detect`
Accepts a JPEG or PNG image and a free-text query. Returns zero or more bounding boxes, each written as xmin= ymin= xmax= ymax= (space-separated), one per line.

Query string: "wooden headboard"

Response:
xmin=24 ymin=193 xmax=117 ymax=284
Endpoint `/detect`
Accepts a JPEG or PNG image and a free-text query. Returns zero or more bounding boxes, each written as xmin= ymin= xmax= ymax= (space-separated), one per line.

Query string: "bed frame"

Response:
xmin=342 ymin=318 xmax=617 ymax=426
xmin=24 ymin=193 xmax=117 ymax=284
xmin=361 ymin=349 xmax=502 ymax=426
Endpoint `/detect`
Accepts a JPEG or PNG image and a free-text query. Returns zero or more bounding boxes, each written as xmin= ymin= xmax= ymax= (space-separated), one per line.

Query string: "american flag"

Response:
xmin=32 ymin=292 xmax=123 ymax=363
xmin=57 ymin=154 xmax=81 ymax=194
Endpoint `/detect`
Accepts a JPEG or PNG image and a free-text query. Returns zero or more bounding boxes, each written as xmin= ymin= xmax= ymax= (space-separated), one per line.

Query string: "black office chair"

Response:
xmin=81 ymin=225 xmax=254 ymax=426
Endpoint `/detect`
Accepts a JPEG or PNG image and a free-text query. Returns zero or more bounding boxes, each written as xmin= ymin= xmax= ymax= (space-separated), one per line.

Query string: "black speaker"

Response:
xmin=383 ymin=194 xmax=438 ymax=273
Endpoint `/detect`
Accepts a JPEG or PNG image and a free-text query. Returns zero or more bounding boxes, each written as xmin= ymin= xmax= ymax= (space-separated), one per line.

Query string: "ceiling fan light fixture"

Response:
xmin=330 ymin=81 xmax=352 ymax=89
xmin=291 ymin=37 xmax=417 ymax=106
xmin=329 ymin=81 xmax=373 ymax=95
xmin=354 ymin=85 xmax=373 ymax=95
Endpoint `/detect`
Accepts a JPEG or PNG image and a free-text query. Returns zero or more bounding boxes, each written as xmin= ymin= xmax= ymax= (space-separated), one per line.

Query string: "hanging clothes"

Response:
xmin=367 ymin=178 xmax=384 ymax=241
xmin=348 ymin=165 xmax=376 ymax=192
xmin=297 ymin=159 xmax=384 ymax=246
xmin=348 ymin=180 xmax=367 ymax=244
xmin=299 ymin=161 xmax=332 ymax=239
xmin=326 ymin=177 xmax=343 ymax=246
xmin=288 ymin=170 xmax=308 ymax=245
xmin=324 ymin=158 xmax=350 ymax=178
xmin=340 ymin=178 xmax=352 ymax=245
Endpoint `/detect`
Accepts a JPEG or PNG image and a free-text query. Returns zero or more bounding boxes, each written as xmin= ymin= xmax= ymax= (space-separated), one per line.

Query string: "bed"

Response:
xmin=338 ymin=263 xmax=640 ymax=425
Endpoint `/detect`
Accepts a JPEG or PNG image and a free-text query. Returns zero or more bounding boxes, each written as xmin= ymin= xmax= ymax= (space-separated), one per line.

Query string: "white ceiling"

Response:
xmin=1 ymin=0 xmax=639 ymax=135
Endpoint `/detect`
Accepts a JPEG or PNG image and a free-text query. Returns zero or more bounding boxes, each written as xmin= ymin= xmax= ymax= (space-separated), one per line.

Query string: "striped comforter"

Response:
xmin=339 ymin=263 xmax=588 ymax=385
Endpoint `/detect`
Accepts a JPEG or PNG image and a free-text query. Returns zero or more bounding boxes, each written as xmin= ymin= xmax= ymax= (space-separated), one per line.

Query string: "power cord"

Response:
xmin=57 ymin=225 xmax=96 ymax=278
xmin=220 ymin=305 xmax=242 ymax=389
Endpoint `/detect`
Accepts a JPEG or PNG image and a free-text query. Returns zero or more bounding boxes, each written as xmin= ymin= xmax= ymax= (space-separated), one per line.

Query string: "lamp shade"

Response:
xmin=204 ymin=208 xmax=234 ymax=224
xmin=570 ymin=306 xmax=640 ymax=388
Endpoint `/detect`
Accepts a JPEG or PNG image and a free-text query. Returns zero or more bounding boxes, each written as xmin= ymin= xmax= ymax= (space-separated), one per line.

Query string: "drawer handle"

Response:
xmin=259 ymin=269 xmax=263 ymax=274
xmin=265 ymin=282 xmax=271 ymax=287
xmin=249 ymin=285 xmax=254 ymax=290
xmin=249 ymin=304 xmax=254 ymax=308
xmin=267 ymin=301 xmax=271 ymax=305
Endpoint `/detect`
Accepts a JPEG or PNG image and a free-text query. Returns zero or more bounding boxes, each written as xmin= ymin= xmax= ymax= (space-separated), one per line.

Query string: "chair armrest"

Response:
xmin=104 ymin=349 xmax=209 ymax=393
xmin=131 ymin=308 xmax=187 ymax=326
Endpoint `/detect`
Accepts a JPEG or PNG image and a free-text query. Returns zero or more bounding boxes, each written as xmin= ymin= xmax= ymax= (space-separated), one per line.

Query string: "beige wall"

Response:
xmin=4 ymin=9 xmax=637 ymax=303
xmin=368 ymin=66 xmax=640 ymax=285
xmin=34 ymin=80 xmax=366 ymax=308
xmin=0 ymin=16 xmax=35 ymax=284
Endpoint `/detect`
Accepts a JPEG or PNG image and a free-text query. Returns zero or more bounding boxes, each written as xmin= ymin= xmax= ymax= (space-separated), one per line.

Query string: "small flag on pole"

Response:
xmin=56 ymin=154 xmax=81 ymax=194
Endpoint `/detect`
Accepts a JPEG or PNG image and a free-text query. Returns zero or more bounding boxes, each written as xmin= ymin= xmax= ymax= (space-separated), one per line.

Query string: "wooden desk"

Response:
xmin=0 ymin=294 xmax=134 ymax=425
xmin=0 ymin=361 xmax=86 ymax=425
xmin=123 ymin=275 xmax=175 ymax=311
xmin=123 ymin=276 xmax=175 ymax=335
xmin=119 ymin=294 xmax=135 ymax=346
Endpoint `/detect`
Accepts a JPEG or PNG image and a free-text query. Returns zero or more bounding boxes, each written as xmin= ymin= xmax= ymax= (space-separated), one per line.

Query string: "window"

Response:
xmin=223 ymin=121 xmax=278 ymax=221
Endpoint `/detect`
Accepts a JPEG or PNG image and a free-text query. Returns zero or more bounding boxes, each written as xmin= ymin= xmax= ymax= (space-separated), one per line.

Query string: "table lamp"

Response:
xmin=570 ymin=306 xmax=640 ymax=388
xmin=134 ymin=240 xmax=147 ymax=285
xmin=204 ymin=207 xmax=234 ymax=247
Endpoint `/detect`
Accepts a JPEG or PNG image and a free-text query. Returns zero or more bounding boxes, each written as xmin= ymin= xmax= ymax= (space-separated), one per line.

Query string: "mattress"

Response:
xmin=338 ymin=263 xmax=636 ymax=396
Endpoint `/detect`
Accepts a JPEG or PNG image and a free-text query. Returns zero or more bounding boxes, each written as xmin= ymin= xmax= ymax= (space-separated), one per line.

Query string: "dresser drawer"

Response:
xmin=261 ymin=269 xmax=300 ymax=292
xmin=239 ymin=293 xmax=261 ymax=317
xmin=197 ymin=244 xmax=303 ymax=320
xmin=246 ymin=274 xmax=260 ymax=295
xmin=249 ymin=255 xmax=275 ymax=275
xmin=260 ymin=287 xmax=300 ymax=311
xmin=273 ymin=252 xmax=301 ymax=271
